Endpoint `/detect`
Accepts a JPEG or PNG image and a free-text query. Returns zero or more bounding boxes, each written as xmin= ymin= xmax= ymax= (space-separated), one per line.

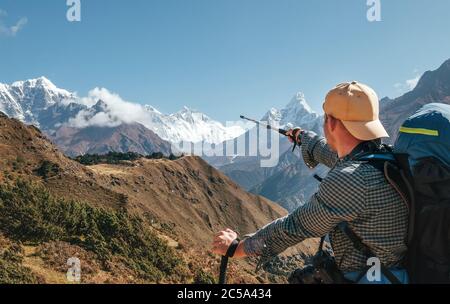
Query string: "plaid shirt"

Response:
xmin=244 ymin=131 xmax=409 ymax=272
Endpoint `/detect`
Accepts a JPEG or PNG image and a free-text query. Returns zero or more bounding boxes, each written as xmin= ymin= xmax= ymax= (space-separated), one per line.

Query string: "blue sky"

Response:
xmin=1 ymin=0 xmax=450 ymax=122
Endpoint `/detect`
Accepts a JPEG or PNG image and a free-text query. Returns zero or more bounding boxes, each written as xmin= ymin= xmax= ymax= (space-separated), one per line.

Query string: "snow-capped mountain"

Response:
xmin=205 ymin=92 xmax=324 ymax=211
xmin=67 ymin=98 xmax=245 ymax=145
xmin=142 ymin=106 xmax=245 ymax=144
xmin=0 ymin=77 xmax=246 ymax=146
xmin=261 ymin=92 xmax=323 ymax=132
xmin=0 ymin=77 xmax=76 ymax=127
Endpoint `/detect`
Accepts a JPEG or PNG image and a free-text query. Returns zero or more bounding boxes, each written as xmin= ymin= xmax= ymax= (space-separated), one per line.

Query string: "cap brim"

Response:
xmin=341 ymin=119 xmax=390 ymax=141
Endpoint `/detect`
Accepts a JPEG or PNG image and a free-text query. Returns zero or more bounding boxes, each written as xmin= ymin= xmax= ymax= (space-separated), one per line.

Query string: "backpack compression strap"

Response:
xmin=337 ymin=222 xmax=402 ymax=284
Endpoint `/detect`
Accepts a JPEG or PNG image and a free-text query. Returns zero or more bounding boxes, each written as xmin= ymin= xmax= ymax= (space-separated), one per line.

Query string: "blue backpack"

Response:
xmin=350 ymin=103 xmax=450 ymax=284
xmin=394 ymin=103 xmax=450 ymax=284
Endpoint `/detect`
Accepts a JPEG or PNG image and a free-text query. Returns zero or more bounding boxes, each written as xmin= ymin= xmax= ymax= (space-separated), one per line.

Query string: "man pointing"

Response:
xmin=212 ymin=81 xmax=409 ymax=284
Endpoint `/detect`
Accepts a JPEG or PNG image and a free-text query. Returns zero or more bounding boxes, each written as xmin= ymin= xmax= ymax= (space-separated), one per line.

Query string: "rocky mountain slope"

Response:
xmin=381 ymin=58 xmax=450 ymax=143
xmin=49 ymin=122 xmax=172 ymax=157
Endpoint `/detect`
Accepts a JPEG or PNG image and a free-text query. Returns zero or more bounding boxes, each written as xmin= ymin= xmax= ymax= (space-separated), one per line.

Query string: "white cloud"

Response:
xmin=394 ymin=71 xmax=421 ymax=94
xmin=68 ymin=88 xmax=153 ymax=128
xmin=0 ymin=9 xmax=27 ymax=37
xmin=405 ymin=75 xmax=420 ymax=90
xmin=69 ymin=110 xmax=123 ymax=128
xmin=9 ymin=17 xmax=27 ymax=36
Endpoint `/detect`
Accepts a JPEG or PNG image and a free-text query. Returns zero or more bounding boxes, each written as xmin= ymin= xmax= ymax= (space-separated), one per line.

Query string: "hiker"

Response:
xmin=212 ymin=81 xmax=410 ymax=284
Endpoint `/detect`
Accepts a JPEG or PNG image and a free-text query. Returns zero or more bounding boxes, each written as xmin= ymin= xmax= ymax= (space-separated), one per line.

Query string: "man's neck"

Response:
xmin=337 ymin=140 xmax=364 ymax=159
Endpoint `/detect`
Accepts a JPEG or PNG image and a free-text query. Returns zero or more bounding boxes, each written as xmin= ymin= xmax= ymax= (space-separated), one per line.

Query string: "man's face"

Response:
xmin=323 ymin=114 xmax=337 ymax=152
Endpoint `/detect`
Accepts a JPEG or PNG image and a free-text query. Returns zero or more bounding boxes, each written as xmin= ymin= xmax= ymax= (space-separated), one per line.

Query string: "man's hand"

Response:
xmin=286 ymin=128 xmax=302 ymax=144
xmin=212 ymin=229 xmax=247 ymax=258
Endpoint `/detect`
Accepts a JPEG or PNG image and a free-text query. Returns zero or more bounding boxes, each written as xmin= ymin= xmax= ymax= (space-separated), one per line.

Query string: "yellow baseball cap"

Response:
xmin=323 ymin=81 xmax=389 ymax=140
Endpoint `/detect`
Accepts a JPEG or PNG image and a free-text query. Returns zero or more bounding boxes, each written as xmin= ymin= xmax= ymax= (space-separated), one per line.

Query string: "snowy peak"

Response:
xmin=144 ymin=104 xmax=162 ymax=115
xmin=11 ymin=76 xmax=71 ymax=97
xmin=153 ymin=105 xmax=244 ymax=144
xmin=264 ymin=107 xmax=283 ymax=123
xmin=13 ymin=76 xmax=54 ymax=89
xmin=92 ymin=99 xmax=109 ymax=112
xmin=0 ymin=77 xmax=75 ymax=127
xmin=285 ymin=92 xmax=313 ymax=113
xmin=173 ymin=106 xmax=211 ymax=123
xmin=262 ymin=92 xmax=320 ymax=129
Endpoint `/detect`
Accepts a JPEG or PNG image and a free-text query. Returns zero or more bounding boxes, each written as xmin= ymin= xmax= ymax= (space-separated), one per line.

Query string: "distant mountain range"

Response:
xmin=0 ymin=78 xmax=246 ymax=156
xmin=1 ymin=58 xmax=449 ymax=212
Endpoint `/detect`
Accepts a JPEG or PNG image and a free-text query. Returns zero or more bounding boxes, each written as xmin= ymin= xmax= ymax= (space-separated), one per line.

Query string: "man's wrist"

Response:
xmin=225 ymin=238 xmax=240 ymax=257
xmin=296 ymin=129 xmax=305 ymax=145
xmin=233 ymin=240 xmax=248 ymax=258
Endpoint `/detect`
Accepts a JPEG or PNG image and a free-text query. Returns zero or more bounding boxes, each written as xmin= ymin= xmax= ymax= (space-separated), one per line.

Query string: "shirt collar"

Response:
xmin=341 ymin=139 xmax=382 ymax=162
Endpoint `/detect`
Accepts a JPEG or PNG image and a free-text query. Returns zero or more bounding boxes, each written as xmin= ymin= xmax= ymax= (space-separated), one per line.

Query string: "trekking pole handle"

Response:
xmin=218 ymin=238 xmax=240 ymax=284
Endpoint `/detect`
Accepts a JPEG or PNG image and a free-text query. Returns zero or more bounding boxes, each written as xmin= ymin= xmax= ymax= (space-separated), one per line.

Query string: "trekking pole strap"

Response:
xmin=218 ymin=238 xmax=240 ymax=284
xmin=225 ymin=238 xmax=240 ymax=258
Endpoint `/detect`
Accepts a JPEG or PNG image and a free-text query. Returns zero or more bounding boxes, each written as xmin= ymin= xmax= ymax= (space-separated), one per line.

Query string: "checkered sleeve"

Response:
xmin=243 ymin=164 xmax=367 ymax=257
xmin=299 ymin=131 xmax=338 ymax=169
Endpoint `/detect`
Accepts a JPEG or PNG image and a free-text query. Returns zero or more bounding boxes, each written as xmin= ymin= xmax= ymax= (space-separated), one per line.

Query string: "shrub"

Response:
xmin=193 ymin=269 xmax=216 ymax=284
xmin=73 ymin=152 xmax=142 ymax=165
xmin=0 ymin=179 xmax=187 ymax=282
xmin=0 ymin=241 xmax=39 ymax=284
xmin=73 ymin=151 xmax=181 ymax=166
xmin=34 ymin=161 xmax=60 ymax=179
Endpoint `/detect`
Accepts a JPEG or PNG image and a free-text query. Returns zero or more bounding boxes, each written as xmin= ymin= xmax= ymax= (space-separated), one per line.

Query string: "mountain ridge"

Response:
xmin=0 ymin=78 xmax=246 ymax=147
xmin=380 ymin=58 xmax=450 ymax=143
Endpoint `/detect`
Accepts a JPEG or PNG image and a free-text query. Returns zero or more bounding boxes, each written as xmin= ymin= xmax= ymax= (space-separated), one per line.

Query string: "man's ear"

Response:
xmin=328 ymin=115 xmax=338 ymax=132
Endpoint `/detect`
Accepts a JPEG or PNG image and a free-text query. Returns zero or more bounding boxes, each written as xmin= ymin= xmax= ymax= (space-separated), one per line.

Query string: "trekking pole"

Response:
xmin=240 ymin=115 xmax=299 ymax=152
xmin=218 ymin=256 xmax=229 ymax=284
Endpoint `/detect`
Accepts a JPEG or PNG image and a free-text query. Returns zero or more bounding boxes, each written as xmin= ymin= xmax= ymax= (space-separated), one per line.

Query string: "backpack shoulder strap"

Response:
xmin=384 ymin=158 xmax=416 ymax=244
xmin=357 ymin=152 xmax=416 ymax=244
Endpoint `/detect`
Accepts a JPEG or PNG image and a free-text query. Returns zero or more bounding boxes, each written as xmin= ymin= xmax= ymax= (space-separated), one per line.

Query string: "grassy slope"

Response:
xmin=0 ymin=114 xmax=317 ymax=284
xmin=0 ymin=179 xmax=194 ymax=284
